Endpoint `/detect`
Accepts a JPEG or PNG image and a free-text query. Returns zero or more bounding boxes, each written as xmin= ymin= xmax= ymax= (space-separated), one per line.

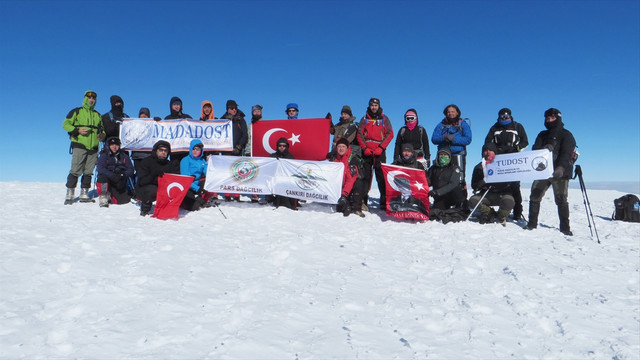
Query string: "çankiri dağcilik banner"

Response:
xmin=204 ymin=156 xmax=344 ymax=204
xmin=251 ymin=118 xmax=331 ymax=160
xmin=382 ymin=164 xmax=430 ymax=221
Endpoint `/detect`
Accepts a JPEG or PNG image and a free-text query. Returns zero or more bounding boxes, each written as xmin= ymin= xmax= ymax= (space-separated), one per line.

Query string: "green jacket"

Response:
xmin=62 ymin=90 xmax=103 ymax=151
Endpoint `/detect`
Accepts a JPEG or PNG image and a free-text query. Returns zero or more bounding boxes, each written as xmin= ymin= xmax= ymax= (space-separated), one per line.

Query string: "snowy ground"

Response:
xmin=1 ymin=182 xmax=638 ymax=359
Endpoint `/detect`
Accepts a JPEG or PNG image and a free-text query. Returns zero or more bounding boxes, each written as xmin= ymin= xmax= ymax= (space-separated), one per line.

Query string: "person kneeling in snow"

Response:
xmin=328 ymin=137 xmax=365 ymax=217
xmin=180 ymin=139 xmax=213 ymax=211
xmin=96 ymin=137 xmax=134 ymax=207
xmin=268 ymin=137 xmax=298 ymax=210
xmin=136 ymin=140 xmax=180 ymax=216
xmin=468 ymin=143 xmax=515 ymax=226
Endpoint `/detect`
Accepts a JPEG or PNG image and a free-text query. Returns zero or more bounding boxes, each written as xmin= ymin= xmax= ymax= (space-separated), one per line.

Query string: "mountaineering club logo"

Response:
xmin=230 ymin=159 xmax=259 ymax=183
xmin=291 ymin=163 xmax=327 ymax=190
xmin=531 ymin=156 xmax=548 ymax=171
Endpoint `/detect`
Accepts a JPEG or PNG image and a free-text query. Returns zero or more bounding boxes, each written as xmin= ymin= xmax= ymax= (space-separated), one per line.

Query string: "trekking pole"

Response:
xmin=213 ymin=203 xmax=227 ymax=219
xmin=573 ymin=165 xmax=600 ymax=243
xmin=466 ymin=186 xmax=491 ymax=221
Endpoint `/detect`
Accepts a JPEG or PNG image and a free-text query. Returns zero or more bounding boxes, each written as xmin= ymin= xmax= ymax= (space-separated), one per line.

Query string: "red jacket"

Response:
xmin=333 ymin=147 xmax=358 ymax=197
xmin=357 ymin=112 xmax=394 ymax=151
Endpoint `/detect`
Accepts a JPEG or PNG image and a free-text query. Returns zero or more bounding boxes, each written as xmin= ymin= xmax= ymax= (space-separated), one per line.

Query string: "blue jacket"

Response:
xmin=431 ymin=118 xmax=472 ymax=155
xmin=180 ymin=139 xmax=207 ymax=192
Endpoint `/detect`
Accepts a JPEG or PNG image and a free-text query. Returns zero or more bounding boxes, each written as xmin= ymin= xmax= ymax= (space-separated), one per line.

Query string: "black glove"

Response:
xmin=445 ymin=134 xmax=455 ymax=142
xmin=553 ymin=166 xmax=564 ymax=179
xmin=115 ymin=175 xmax=126 ymax=192
xmin=232 ymin=145 xmax=242 ymax=156
xmin=430 ymin=189 xmax=439 ymax=198
xmin=337 ymin=195 xmax=348 ymax=212
xmin=153 ymin=117 xmax=162 ymax=121
xmin=545 ymin=144 xmax=554 ymax=152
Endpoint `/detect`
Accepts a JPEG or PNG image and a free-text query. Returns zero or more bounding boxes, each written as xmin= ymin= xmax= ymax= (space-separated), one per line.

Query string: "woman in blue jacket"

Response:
xmin=180 ymin=139 xmax=209 ymax=211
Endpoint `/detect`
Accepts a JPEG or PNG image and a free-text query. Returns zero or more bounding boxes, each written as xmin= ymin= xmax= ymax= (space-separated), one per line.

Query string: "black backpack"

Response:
xmin=612 ymin=194 xmax=640 ymax=223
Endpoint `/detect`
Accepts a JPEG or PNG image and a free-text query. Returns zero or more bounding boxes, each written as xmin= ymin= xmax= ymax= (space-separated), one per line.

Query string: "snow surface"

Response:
xmin=1 ymin=182 xmax=638 ymax=359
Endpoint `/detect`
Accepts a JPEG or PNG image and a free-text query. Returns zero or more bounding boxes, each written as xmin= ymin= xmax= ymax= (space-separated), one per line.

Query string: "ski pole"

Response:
xmin=466 ymin=186 xmax=491 ymax=221
xmin=573 ymin=165 xmax=600 ymax=243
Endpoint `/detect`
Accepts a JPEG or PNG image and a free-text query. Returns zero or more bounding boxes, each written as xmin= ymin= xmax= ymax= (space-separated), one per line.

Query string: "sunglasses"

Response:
xmin=287 ymin=109 xmax=298 ymax=113
xmin=405 ymin=116 xmax=416 ymax=121
xmin=277 ymin=144 xmax=287 ymax=147
xmin=86 ymin=92 xmax=97 ymax=99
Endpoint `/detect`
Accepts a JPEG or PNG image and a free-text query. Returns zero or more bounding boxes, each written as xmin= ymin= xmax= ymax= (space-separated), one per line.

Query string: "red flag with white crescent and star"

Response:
xmin=382 ymin=164 xmax=430 ymax=220
xmin=251 ymin=118 xmax=331 ymax=160
xmin=152 ymin=173 xmax=194 ymax=220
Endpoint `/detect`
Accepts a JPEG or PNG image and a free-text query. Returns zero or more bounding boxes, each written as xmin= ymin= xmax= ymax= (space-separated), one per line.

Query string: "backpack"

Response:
xmin=612 ymin=194 xmax=640 ymax=223
xmin=399 ymin=126 xmax=426 ymax=157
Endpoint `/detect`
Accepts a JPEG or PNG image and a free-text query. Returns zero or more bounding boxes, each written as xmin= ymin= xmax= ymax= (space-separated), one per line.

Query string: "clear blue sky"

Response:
xmin=1 ymin=0 xmax=638 ymax=184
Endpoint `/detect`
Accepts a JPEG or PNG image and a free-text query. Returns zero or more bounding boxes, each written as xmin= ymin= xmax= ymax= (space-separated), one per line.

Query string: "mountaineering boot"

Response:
xmin=140 ymin=201 xmax=152 ymax=216
xmin=353 ymin=210 xmax=365 ymax=218
xmin=79 ymin=188 xmax=92 ymax=203
xmin=361 ymin=201 xmax=369 ymax=212
xmin=524 ymin=201 xmax=540 ymax=230
xmin=497 ymin=209 xmax=510 ymax=227
xmin=558 ymin=204 xmax=573 ymax=236
xmin=98 ymin=183 xmax=109 ymax=207
xmin=64 ymin=188 xmax=75 ymax=205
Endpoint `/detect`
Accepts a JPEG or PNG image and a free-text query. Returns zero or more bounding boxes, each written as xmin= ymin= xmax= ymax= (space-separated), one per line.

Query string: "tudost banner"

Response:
xmin=119 ymin=118 xmax=233 ymax=152
xmin=204 ymin=156 xmax=344 ymax=204
xmin=484 ymin=149 xmax=554 ymax=183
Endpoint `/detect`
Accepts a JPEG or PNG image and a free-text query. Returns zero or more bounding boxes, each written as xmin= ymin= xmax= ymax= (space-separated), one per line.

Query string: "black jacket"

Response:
xmin=470 ymin=161 xmax=515 ymax=194
xmin=532 ymin=119 xmax=576 ymax=179
xmin=164 ymin=96 xmax=192 ymax=120
xmin=221 ymin=110 xmax=248 ymax=151
xmin=484 ymin=120 xmax=529 ymax=154
xmin=394 ymin=125 xmax=430 ymax=160
xmin=136 ymin=141 xmax=180 ymax=187
xmin=427 ymin=162 xmax=464 ymax=198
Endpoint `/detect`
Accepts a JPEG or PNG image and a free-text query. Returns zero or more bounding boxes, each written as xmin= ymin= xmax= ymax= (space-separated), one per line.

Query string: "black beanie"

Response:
xmin=336 ymin=137 xmax=350 ymax=147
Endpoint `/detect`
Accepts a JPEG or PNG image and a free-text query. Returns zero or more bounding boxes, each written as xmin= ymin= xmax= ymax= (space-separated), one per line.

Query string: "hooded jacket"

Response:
xmin=180 ymin=139 xmax=208 ymax=192
xmin=102 ymin=95 xmax=130 ymax=139
xmin=97 ymin=137 xmax=135 ymax=182
xmin=200 ymin=100 xmax=215 ymax=120
xmin=62 ymin=90 xmax=103 ymax=151
xmin=394 ymin=108 xmax=430 ymax=160
xmin=356 ymin=106 xmax=394 ymax=152
xmin=531 ymin=119 xmax=576 ymax=179
xmin=427 ymin=147 xmax=464 ymax=197
xmin=221 ymin=108 xmax=248 ymax=151
xmin=431 ymin=112 xmax=472 ymax=156
xmin=270 ymin=137 xmax=294 ymax=159
xmin=329 ymin=145 xmax=360 ymax=197
xmin=137 ymin=140 xmax=180 ymax=187
xmin=164 ymin=96 xmax=193 ymax=120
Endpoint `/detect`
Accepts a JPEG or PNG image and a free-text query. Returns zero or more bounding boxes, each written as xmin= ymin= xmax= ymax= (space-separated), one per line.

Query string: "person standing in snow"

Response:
xmin=102 ymin=95 xmax=129 ymax=141
xmin=329 ymin=105 xmax=360 ymax=154
xmin=393 ymin=108 xmax=430 ymax=170
xmin=96 ymin=137 xmax=135 ymax=207
xmin=431 ymin=104 xmax=472 ymax=180
xmin=468 ymin=143 xmax=515 ymax=226
xmin=328 ymin=138 xmax=365 ymax=217
xmin=356 ymin=97 xmax=394 ymax=211
xmin=136 ymin=140 xmax=180 ymax=216
xmin=524 ymin=108 xmax=576 ymax=236
xmin=246 ymin=104 xmax=264 ymax=203
xmin=219 ymin=100 xmax=248 ymax=202
xmin=484 ymin=107 xmax=529 ymax=220
xmin=130 ymin=107 xmax=160 ymax=175
xmin=164 ymin=96 xmax=193 ymax=162
xmin=62 ymin=90 xmax=104 ymax=204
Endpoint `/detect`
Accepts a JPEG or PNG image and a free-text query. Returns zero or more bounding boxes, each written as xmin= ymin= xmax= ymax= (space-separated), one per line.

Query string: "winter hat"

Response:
xmin=437 ymin=146 xmax=452 ymax=158
xmin=154 ymin=140 xmax=171 ymax=153
xmin=110 ymin=95 xmax=124 ymax=107
xmin=401 ymin=143 xmax=415 ymax=153
xmin=369 ymin=97 xmax=380 ymax=105
xmin=139 ymin=107 xmax=150 ymax=117
xmin=226 ymin=100 xmax=238 ymax=109
xmin=285 ymin=103 xmax=299 ymax=112
xmin=482 ymin=142 xmax=498 ymax=155
xmin=107 ymin=137 xmax=121 ymax=146
xmin=498 ymin=108 xmax=511 ymax=119
xmin=404 ymin=109 xmax=418 ymax=120
xmin=544 ymin=108 xmax=562 ymax=120
xmin=252 ymin=104 xmax=263 ymax=112
xmin=336 ymin=137 xmax=350 ymax=148
xmin=341 ymin=105 xmax=352 ymax=116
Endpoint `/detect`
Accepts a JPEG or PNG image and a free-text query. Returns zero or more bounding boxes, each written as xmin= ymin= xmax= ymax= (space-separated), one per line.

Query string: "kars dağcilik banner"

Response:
xmin=203 ymin=156 xmax=344 ymax=204
xmin=204 ymin=156 xmax=278 ymax=196
xmin=484 ymin=149 xmax=554 ymax=183
xmin=120 ymin=118 xmax=233 ymax=152
xmin=272 ymin=159 xmax=344 ymax=204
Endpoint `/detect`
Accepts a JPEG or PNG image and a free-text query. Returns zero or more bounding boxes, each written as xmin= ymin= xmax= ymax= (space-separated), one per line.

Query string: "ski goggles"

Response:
xmin=405 ymin=116 xmax=416 ymax=121
xmin=499 ymin=113 xmax=511 ymax=119
xmin=86 ymin=91 xmax=97 ymax=99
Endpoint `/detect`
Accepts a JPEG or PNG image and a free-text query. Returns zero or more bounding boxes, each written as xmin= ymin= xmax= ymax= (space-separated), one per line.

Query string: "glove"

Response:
xmin=98 ymin=133 xmax=106 ymax=141
xmin=430 ymin=189 xmax=439 ymax=198
xmin=232 ymin=145 xmax=242 ymax=156
xmin=115 ymin=175 xmax=126 ymax=192
xmin=364 ymin=148 xmax=374 ymax=157
xmin=545 ymin=144 xmax=554 ymax=152
xmin=417 ymin=158 xmax=429 ymax=170
xmin=153 ymin=117 xmax=162 ymax=121
xmin=445 ymin=134 xmax=455 ymax=142
xmin=337 ymin=195 xmax=348 ymax=212
xmin=553 ymin=166 xmax=564 ymax=179
xmin=373 ymin=147 xmax=384 ymax=156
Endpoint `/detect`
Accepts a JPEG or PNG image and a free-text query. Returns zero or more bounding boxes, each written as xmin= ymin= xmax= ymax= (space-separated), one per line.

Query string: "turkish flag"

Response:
xmin=382 ymin=164 xmax=430 ymax=220
xmin=251 ymin=118 xmax=331 ymax=160
xmin=152 ymin=173 xmax=194 ymax=220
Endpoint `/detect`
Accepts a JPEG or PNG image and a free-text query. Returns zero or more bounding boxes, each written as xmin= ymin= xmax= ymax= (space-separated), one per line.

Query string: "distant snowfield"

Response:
xmin=1 ymin=182 xmax=638 ymax=359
